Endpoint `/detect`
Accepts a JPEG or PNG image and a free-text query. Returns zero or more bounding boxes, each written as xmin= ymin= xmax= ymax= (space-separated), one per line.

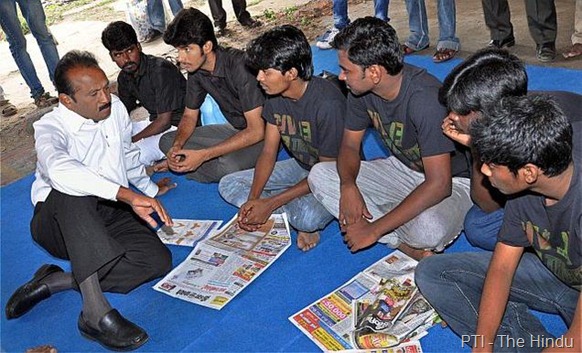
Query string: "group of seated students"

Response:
xmin=4 ymin=6 xmax=580 ymax=353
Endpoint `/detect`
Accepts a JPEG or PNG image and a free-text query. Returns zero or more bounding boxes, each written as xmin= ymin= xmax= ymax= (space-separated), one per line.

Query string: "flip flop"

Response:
xmin=1 ymin=101 xmax=17 ymax=117
xmin=563 ymin=43 xmax=582 ymax=59
xmin=433 ymin=48 xmax=458 ymax=63
xmin=401 ymin=43 xmax=429 ymax=55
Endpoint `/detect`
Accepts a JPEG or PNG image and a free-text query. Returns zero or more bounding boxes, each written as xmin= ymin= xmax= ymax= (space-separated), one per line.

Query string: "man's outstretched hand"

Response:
xmin=117 ymin=186 xmax=173 ymax=228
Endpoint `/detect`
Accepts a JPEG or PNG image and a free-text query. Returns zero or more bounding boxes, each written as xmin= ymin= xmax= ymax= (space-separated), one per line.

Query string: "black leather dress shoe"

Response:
xmin=78 ymin=309 xmax=149 ymax=351
xmin=5 ymin=264 xmax=63 ymax=319
xmin=488 ymin=36 xmax=516 ymax=49
xmin=240 ymin=18 xmax=262 ymax=28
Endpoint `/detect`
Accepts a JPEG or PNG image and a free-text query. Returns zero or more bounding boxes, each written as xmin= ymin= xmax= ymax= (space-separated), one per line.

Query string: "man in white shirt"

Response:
xmin=5 ymin=51 xmax=174 ymax=351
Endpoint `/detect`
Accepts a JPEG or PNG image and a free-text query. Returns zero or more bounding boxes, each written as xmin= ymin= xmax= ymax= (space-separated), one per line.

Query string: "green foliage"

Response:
xmin=263 ymin=8 xmax=276 ymax=21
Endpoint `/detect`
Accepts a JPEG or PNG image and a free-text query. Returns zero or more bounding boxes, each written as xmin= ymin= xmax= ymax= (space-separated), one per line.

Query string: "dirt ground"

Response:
xmin=1 ymin=0 xmax=580 ymax=186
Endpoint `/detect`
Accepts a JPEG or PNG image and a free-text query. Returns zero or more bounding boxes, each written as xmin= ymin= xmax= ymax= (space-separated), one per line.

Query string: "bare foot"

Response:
xmin=26 ymin=345 xmax=57 ymax=353
xmin=297 ymin=231 xmax=320 ymax=251
xmin=398 ymin=243 xmax=434 ymax=261
xmin=563 ymin=43 xmax=582 ymax=59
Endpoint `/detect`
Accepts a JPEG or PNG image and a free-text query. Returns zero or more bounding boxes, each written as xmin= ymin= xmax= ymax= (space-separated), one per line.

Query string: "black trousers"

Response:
xmin=481 ymin=0 xmax=556 ymax=44
xmin=31 ymin=190 xmax=172 ymax=294
xmin=207 ymin=0 xmax=252 ymax=27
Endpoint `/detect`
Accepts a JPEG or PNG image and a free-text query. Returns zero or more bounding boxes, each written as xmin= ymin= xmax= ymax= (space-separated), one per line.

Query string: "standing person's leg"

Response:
xmin=481 ymin=0 xmax=515 ymax=47
xmin=525 ymin=0 xmax=557 ymax=62
xmin=403 ymin=0 xmax=430 ymax=52
xmin=159 ymin=124 xmax=264 ymax=183
xmin=316 ymin=0 xmax=349 ymax=49
xmin=207 ymin=0 xmax=227 ymax=31
xmin=374 ymin=0 xmax=390 ymax=22
xmin=416 ymin=252 xmax=579 ymax=352
xmin=168 ymin=0 xmax=183 ymax=15
xmin=146 ymin=0 xmax=166 ymax=33
xmin=564 ymin=0 xmax=582 ymax=58
xmin=232 ymin=0 xmax=261 ymax=27
xmin=432 ymin=0 xmax=460 ymax=63
xmin=0 ymin=0 xmax=45 ymax=100
xmin=16 ymin=0 xmax=59 ymax=85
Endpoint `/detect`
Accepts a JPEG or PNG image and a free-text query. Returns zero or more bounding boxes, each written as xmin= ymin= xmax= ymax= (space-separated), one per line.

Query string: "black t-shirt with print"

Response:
xmin=118 ymin=53 xmax=186 ymax=126
xmin=263 ymin=76 xmax=345 ymax=170
xmin=499 ymin=120 xmax=582 ymax=290
xmin=345 ymin=64 xmax=469 ymax=177
xmin=185 ymin=47 xmax=265 ymax=130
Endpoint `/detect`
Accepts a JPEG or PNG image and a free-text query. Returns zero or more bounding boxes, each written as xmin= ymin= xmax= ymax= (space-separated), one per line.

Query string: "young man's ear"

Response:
xmin=367 ymin=64 xmax=383 ymax=84
xmin=202 ymin=40 xmax=213 ymax=54
xmin=284 ymin=68 xmax=299 ymax=81
xmin=520 ymin=163 xmax=541 ymax=184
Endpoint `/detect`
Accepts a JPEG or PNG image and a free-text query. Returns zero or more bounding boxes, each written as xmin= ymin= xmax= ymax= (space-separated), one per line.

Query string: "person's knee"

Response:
xmin=307 ymin=161 xmax=336 ymax=192
xmin=158 ymin=131 xmax=176 ymax=153
xmin=147 ymin=245 xmax=173 ymax=278
xmin=415 ymin=255 xmax=445 ymax=297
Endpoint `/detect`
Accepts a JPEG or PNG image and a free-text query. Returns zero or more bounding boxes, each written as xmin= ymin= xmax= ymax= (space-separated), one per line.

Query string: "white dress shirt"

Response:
xmin=31 ymin=95 xmax=159 ymax=205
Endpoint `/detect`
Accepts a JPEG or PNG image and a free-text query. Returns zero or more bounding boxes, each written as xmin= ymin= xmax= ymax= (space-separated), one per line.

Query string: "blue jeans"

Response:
xmin=333 ymin=0 xmax=390 ymax=29
xmin=0 ymin=0 xmax=60 ymax=99
xmin=463 ymin=205 xmax=504 ymax=251
xmin=147 ymin=0 xmax=183 ymax=32
xmin=404 ymin=0 xmax=459 ymax=50
xmin=415 ymin=252 xmax=579 ymax=352
xmin=218 ymin=159 xmax=334 ymax=232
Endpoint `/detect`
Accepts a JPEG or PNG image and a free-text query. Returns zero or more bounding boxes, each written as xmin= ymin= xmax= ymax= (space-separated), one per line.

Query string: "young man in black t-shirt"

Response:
xmin=159 ymin=8 xmax=265 ymax=183
xmin=438 ymin=48 xmax=582 ymax=251
xmin=416 ymin=95 xmax=581 ymax=352
xmin=219 ymin=25 xmax=345 ymax=251
xmin=102 ymin=21 xmax=186 ymax=167
xmin=308 ymin=17 xmax=472 ymax=260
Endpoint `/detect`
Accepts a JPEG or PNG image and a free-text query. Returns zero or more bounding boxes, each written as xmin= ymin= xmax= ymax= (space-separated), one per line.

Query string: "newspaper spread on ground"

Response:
xmin=332 ymin=339 xmax=424 ymax=353
xmin=157 ymin=219 xmax=223 ymax=247
xmin=154 ymin=213 xmax=291 ymax=310
xmin=289 ymin=250 xmax=437 ymax=351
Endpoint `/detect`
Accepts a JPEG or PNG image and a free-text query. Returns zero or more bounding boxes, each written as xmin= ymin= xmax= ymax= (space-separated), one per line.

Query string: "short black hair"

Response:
xmin=245 ymin=25 xmax=313 ymax=80
xmin=163 ymin=7 xmax=217 ymax=49
xmin=471 ymin=95 xmax=572 ymax=177
xmin=331 ymin=17 xmax=403 ymax=75
xmin=101 ymin=21 xmax=138 ymax=52
xmin=54 ymin=50 xmax=101 ymax=99
xmin=440 ymin=48 xmax=527 ymax=115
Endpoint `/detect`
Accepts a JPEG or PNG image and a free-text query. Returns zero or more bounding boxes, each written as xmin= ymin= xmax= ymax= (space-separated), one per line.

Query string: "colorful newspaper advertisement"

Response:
xmin=157 ymin=219 xmax=223 ymax=246
xmin=331 ymin=340 xmax=423 ymax=353
xmin=289 ymin=250 xmax=437 ymax=351
xmin=154 ymin=213 xmax=291 ymax=309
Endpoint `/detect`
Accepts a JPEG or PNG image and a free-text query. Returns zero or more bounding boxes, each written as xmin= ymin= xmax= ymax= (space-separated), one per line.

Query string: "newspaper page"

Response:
xmin=157 ymin=219 xmax=223 ymax=246
xmin=289 ymin=250 xmax=436 ymax=351
xmin=332 ymin=340 xmax=423 ymax=353
xmin=153 ymin=213 xmax=291 ymax=309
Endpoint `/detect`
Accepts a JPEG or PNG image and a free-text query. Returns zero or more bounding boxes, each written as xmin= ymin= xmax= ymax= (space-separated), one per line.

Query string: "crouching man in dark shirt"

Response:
xmin=219 ymin=25 xmax=346 ymax=251
xmin=102 ymin=21 xmax=186 ymax=167
xmin=159 ymin=8 xmax=265 ymax=183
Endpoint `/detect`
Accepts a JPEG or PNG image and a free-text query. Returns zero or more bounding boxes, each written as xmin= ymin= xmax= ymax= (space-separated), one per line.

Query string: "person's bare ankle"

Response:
xmin=398 ymin=243 xmax=434 ymax=261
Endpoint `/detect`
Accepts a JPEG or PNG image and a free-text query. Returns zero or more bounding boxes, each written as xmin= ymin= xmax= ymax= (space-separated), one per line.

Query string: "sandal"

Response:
xmin=1 ymin=100 xmax=18 ymax=117
xmin=401 ymin=43 xmax=429 ymax=55
xmin=563 ymin=43 xmax=582 ymax=59
xmin=433 ymin=48 xmax=458 ymax=63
